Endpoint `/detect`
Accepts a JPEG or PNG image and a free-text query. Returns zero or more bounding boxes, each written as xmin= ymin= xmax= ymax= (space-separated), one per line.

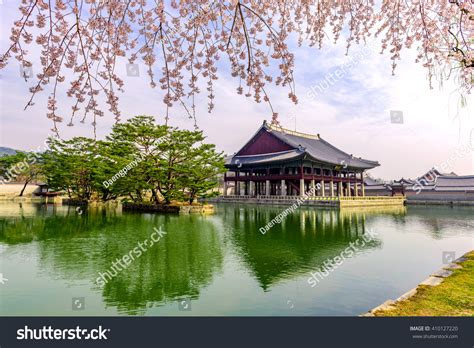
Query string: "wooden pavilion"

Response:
xmin=224 ymin=121 xmax=380 ymax=198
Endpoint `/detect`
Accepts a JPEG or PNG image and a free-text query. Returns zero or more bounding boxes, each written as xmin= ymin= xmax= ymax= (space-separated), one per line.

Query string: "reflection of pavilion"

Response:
xmin=339 ymin=205 xmax=407 ymax=217
xmin=226 ymin=205 xmax=388 ymax=291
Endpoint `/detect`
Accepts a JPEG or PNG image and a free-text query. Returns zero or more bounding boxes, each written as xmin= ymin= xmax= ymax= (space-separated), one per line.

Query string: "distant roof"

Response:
xmin=364 ymin=177 xmax=390 ymax=190
xmin=394 ymin=178 xmax=415 ymax=185
xmin=365 ymin=184 xmax=390 ymax=190
xmin=402 ymin=174 xmax=474 ymax=192
xmin=226 ymin=121 xmax=380 ymax=170
xmin=392 ymin=168 xmax=459 ymax=189
xmin=364 ymin=177 xmax=384 ymax=185
xmin=415 ymin=168 xmax=457 ymax=184
xmin=434 ymin=175 xmax=474 ymax=192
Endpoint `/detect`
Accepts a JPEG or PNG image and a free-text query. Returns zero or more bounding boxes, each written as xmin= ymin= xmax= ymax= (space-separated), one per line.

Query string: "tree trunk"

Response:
xmin=135 ymin=189 xmax=143 ymax=202
xmin=151 ymin=188 xmax=160 ymax=205
xmin=19 ymin=180 xmax=30 ymax=197
xmin=189 ymin=191 xmax=196 ymax=205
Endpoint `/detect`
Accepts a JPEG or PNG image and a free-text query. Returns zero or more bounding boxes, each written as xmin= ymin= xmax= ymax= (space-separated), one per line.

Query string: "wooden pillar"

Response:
xmin=338 ymin=181 xmax=343 ymax=197
xmin=235 ymin=171 xmax=240 ymax=196
xmin=281 ymin=179 xmax=286 ymax=196
xmin=223 ymin=181 xmax=228 ymax=196
xmin=249 ymin=181 xmax=255 ymax=197
xmin=299 ymin=178 xmax=305 ymax=197
xmin=266 ymin=180 xmax=270 ymax=196
xmin=354 ymin=173 xmax=359 ymax=197
xmin=361 ymin=172 xmax=365 ymax=197
xmin=311 ymin=179 xmax=316 ymax=196
xmin=330 ymin=180 xmax=335 ymax=196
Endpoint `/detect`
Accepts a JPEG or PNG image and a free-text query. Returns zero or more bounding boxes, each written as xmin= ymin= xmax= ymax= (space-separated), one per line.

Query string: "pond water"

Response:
xmin=0 ymin=202 xmax=472 ymax=316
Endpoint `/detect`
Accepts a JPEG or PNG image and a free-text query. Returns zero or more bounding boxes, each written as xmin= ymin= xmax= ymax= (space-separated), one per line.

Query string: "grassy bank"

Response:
xmin=374 ymin=251 xmax=474 ymax=316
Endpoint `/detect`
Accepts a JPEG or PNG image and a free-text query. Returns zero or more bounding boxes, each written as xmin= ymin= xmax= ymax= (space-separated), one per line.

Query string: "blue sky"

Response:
xmin=0 ymin=1 xmax=472 ymax=180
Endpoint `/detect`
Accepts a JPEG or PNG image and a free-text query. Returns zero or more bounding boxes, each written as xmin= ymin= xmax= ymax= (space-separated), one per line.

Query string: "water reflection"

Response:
xmin=405 ymin=206 xmax=474 ymax=239
xmin=221 ymin=205 xmax=386 ymax=290
xmin=0 ymin=206 xmax=224 ymax=315
xmin=2 ymin=202 xmax=470 ymax=315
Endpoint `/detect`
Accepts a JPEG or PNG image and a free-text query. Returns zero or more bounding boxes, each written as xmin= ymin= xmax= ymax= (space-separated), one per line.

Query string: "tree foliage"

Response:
xmin=0 ymin=151 xmax=43 ymax=196
xmin=43 ymin=137 xmax=104 ymax=200
xmin=1 ymin=1 xmax=471 ymax=133
xmin=42 ymin=116 xmax=225 ymax=203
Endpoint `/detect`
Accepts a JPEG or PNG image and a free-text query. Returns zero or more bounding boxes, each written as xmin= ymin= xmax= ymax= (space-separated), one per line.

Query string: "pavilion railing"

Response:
xmin=258 ymin=195 xmax=339 ymax=201
xmin=339 ymin=196 xmax=406 ymax=200
xmin=222 ymin=195 xmax=406 ymax=201
xmin=221 ymin=195 xmax=339 ymax=201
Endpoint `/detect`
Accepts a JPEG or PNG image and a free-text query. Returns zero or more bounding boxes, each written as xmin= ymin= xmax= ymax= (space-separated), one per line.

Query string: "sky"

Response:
xmin=0 ymin=2 xmax=473 ymax=180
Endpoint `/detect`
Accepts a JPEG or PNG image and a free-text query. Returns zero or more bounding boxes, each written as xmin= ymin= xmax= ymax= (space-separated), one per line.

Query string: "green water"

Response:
xmin=0 ymin=202 xmax=472 ymax=316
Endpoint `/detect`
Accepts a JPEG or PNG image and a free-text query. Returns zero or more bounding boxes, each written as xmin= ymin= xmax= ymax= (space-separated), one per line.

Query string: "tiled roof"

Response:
xmin=434 ymin=175 xmax=474 ymax=191
xmin=264 ymin=122 xmax=379 ymax=169
xmin=415 ymin=168 xmax=457 ymax=184
xmin=364 ymin=177 xmax=384 ymax=186
xmin=364 ymin=177 xmax=390 ymax=190
xmin=365 ymin=184 xmax=389 ymax=190
xmin=226 ymin=149 xmax=303 ymax=166
xmin=394 ymin=178 xmax=415 ymax=185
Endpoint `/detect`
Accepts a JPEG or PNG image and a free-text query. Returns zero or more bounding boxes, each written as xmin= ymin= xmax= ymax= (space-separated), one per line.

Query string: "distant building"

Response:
xmin=391 ymin=178 xmax=415 ymax=196
xmin=411 ymin=168 xmax=457 ymax=191
xmin=434 ymin=175 xmax=474 ymax=192
xmin=224 ymin=121 xmax=380 ymax=197
xmin=396 ymin=168 xmax=474 ymax=204
xmin=363 ymin=177 xmax=392 ymax=196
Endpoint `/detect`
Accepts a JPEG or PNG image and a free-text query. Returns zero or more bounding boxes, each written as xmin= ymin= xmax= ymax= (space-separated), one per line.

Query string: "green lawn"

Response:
xmin=374 ymin=251 xmax=474 ymax=316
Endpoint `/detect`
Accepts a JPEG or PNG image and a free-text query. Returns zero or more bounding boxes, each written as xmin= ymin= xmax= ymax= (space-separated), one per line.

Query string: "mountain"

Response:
xmin=0 ymin=147 xmax=19 ymax=157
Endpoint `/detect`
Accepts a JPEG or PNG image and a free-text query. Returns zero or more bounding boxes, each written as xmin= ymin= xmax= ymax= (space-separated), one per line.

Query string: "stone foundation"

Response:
xmin=122 ymin=202 xmax=214 ymax=214
xmin=211 ymin=195 xmax=406 ymax=208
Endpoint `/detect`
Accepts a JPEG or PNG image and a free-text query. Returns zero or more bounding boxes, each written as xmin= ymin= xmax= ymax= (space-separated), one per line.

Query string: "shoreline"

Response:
xmin=362 ymin=250 xmax=474 ymax=316
xmin=2 ymin=194 xmax=474 ymax=208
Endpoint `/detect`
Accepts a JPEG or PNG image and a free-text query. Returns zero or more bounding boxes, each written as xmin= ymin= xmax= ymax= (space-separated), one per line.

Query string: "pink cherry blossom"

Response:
xmin=0 ymin=0 xmax=471 ymax=135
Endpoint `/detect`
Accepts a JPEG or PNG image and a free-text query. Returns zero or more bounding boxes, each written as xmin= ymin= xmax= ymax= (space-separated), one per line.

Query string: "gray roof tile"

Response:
xmin=435 ymin=175 xmax=474 ymax=191
xmin=226 ymin=149 xmax=303 ymax=166
xmin=264 ymin=123 xmax=379 ymax=169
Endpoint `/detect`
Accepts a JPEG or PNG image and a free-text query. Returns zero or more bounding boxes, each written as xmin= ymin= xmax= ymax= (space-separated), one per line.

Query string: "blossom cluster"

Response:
xmin=1 ymin=1 xmax=471 ymax=134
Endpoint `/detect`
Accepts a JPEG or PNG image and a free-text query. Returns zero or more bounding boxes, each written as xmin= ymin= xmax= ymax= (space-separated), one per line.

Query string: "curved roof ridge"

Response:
xmin=265 ymin=121 xmax=320 ymax=140
xmin=229 ymin=120 xmax=379 ymax=170
xmin=437 ymin=174 xmax=474 ymax=180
